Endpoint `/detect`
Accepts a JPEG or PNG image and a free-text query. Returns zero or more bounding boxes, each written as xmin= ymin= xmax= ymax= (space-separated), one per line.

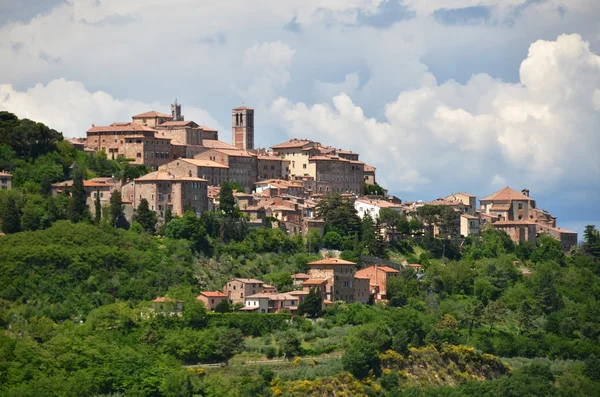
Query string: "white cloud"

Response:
xmin=0 ymin=79 xmax=224 ymax=138
xmin=272 ymin=34 xmax=600 ymax=199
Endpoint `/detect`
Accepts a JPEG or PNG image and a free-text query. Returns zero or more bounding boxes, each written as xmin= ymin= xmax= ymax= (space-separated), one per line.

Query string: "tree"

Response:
xmin=214 ymin=300 xmax=231 ymax=313
xmin=306 ymin=229 xmax=322 ymax=253
xmin=531 ymin=233 xmax=565 ymax=264
xmin=94 ymin=190 xmax=101 ymax=224
xmin=342 ymin=338 xmax=381 ymax=379
xmin=315 ymin=194 xmax=361 ymax=237
xmin=0 ymin=195 xmax=20 ymax=233
xmin=67 ymin=165 xmax=88 ymax=223
xmin=164 ymin=211 xmax=212 ymax=255
xmin=364 ymin=183 xmax=384 ymax=195
xmin=360 ymin=212 xmax=387 ymax=258
xmin=108 ymin=189 xmax=128 ymax=229
xmin=298 ymin=288 xmax=323 ymax=317
xmin=219 ymin=181 xmax=236 ymax=215
xmin=132 ymin=199 xmax=157 ymax=234
xmin=278 ymin=331 xmax=301 ymax=358
xmin=483 ymin=300 xmax=506 ymax=336
xmin=215 ymin=328 xmax=244 ymax=365
xmin=323 ymin=231 xmax=343 ymax=250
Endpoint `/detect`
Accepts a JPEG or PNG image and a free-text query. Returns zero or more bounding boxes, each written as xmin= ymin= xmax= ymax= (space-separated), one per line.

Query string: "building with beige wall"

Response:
xmin=223 ymin=278 xmax=265 ymax=304
xmin=480 ymin=187 xmax=533 ymax=222
xmin=0 ymin=172 xmax=12 ymax=190
xmin=308 ymin=155 xmax=364 ymax=195
xmin=536 ymin=224 xmax=578 ymax=251
xmin=132 ymin=171 xmax=208 ymax=219
xmin=131 ymin=110 xmax=173 ymax=127
xmin=446 ymin=192 xmax=477 ymax=216
xmin=460 ymin=213 xmax=480 ymax=237
xmin=271 ymin=139 xmax=321 ymax=179
xmin=307 ymin=258 xmax=357 ymax=303
xmin=197 ymin=291 xmax=228 ymax=311
xmin=159 ymin=158 xmax=229 ymax=187
xmin=364 ymin=165 xmax=376 ymax=185
xmin=194 ymin=148 xmax=258 ymax=192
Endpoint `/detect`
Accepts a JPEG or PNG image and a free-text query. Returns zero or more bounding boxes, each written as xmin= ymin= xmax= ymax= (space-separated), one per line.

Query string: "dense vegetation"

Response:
xmin=1 ymin=113 xmax=600 ymax=396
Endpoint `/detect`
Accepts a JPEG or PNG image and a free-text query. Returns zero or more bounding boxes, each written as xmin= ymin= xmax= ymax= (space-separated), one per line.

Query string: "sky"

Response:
xmin=1 ymin=0 xmax=599 ymax=239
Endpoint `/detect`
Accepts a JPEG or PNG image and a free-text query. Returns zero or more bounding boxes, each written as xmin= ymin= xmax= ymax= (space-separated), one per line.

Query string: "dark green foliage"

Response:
xmin=299 ymin=288 xmax=323 ymax=317
xmin=417 ymin=204 xmax=458 ymax=238
xmin=215 ymin=328 xmax=244 ymax=364
xmin=67 ymin=166 xmax=89 ymax=223
xmin=364 ymin=182 xmax=385 ymax=195
xmin=0 ymin=194 xmax=20 ymax=233
xmin=164 ymin=211 xmax=212 ymax=255
xmin=279 ymin=331 xmax=302 ymax=358
xmin=108 ymin=189 xmax=128 ymax=229
xmin=132 ymin=198 xmax=158 ymax=234
xmin=315 ymin=193 xmax=361 ymax=237
xmin=94 ymin=189 xmax=101 ymax=224
xmin=219 ymin=181 xmax=236 ymax=215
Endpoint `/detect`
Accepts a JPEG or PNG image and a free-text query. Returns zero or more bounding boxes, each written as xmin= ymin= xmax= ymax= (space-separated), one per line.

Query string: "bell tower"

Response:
xmin=232 ymin=106 xmax=254 ymax=150
xmin=171 ymin=99 xmax=184 ymax=121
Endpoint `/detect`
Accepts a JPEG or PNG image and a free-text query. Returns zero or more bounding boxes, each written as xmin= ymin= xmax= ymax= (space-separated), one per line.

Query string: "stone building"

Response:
xmin=51 ymin=177 xmax=122 ymax=219
xmin=232 ymin=106 xmax=254 ymax=150
xmin=307 ymin=155 xmax=364 ymax=195
xmin=271 ymin=139 xmax=321 ymax=179
xmin=535 ymin=224 xmax=578 ymax=251
xmin=364 ymin=165 xmax=376 ymax=185
xmin=257 ymin=154 xmax=290 ymax=181
xmin=159 ymin=158 xmax=229 ymax=187
xmin=197 ymin=291 xmax=228 ymax=311
xmin=480 ymin=187 xmax=533 ymax=222
xmin=446 ymin=192 xmax=477 ymax=216
xmin=194 ymin=148 xmax=258 ymax=192
xmin=460 ymin=213 xmax=480 ymax=237
xmin=0 ymin=172 xmax=12 ymax=190
xmin=307 ymin=257 xmax=357 ymax=303
xmin=353 ymin=276 xmax=371 ymax=304
xmin=132 ymin=110 xmax=173 ymax=127
xmin=131 ymin=171 xmax=208 ymax=219
xmin=223 ymin=278 xmax=264 ymax=305
xmin=354 ymin=265 xmax=400 ymax=302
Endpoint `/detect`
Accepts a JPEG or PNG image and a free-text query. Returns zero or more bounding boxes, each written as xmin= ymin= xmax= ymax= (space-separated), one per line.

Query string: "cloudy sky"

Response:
xmin=1 ymin=0 xmax=599 ymax=238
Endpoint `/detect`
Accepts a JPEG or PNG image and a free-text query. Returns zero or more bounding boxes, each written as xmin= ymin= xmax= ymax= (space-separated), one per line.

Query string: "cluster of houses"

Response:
xmin=152 ymin=257 xmax=417 ymax=315
xmin=1 ymin=101 xmax=578 ymax=250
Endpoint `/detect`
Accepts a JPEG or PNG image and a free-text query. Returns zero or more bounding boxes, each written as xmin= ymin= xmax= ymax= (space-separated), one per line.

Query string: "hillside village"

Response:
xmin=0 ymin=102 xmax=578 ymax=312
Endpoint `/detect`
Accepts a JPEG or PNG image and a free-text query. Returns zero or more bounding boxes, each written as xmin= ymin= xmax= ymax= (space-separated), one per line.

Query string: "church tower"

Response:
xmin=171 ymin=99 xmax=184 ymax=121
xmin=232 ymin=106 xmax=254 ymax=150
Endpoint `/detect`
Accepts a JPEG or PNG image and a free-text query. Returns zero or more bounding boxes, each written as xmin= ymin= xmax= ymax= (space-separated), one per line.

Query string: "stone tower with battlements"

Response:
xmin=232 ymin=106 xmax=254 ymax=150
xmin=171 ymin=100 xmax=184 ymax=121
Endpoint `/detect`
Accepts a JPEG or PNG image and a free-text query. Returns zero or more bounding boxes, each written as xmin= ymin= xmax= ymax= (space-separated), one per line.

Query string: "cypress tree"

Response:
xmin=1 ymin=195 xmax=21 ymax=234
xmin=94 ymin=190 xmax=102 ymax=224
xmin=108 ymin=189 xmax=127 ymax=229
xmin=132 ymin=198 xmax=157 ymax=234
xmin=219 ymin=181 xmax=235 ymax=215
xmin=68 ymin=166 xmax=88 ymax=223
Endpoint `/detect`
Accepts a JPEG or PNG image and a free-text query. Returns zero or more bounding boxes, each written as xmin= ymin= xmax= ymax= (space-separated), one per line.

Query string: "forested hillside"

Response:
xmin=1 ymin=113 xmax=600 ymax=396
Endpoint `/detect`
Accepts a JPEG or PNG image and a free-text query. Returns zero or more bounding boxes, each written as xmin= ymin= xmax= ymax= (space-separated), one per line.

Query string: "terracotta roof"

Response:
xmin=357 ymin=265 xmax=400 ymax=274
xmin=493 ymin=220 xmax=536 ymax=226
xmin=135 ymin=171 xmax=207 ymax=182
xmin=289 ymin=290 xmax=310 ymax=295
xmin=460 ymin=213 xmax=479 ymax=220
xmin=197 ymin=125 xmax=218 ymax=132
xmin=364 ymin=165 xmax=376 ymax=172
xmin=233 ymin=106 xmax=253 ymax=111
xmin=272 ymin=139 xmax=314 ymax=149
xmin=355 ymin=198 xmax=402 ymax=208
xmin=407 ymin=264 xmax=421 ymax=268
xmin=354 ymin=275 xmax=371 ymax=280
xmin=211 ymin=148 xmax=256 ymax=157
xmin=0 ymin=172 xmax=13 ymax=177
xmin=87 ymin=123 xmax=156 ymax=133
xmin=231 ymin=278 xmax=264 ymax=284
xmin=202 ymin=139 xmax=238 ymax=150
xmin=308 ymin=258 xmax=356 ymax=266
xmin=303 ymin=279 xmax=328 ymax=285
xmin=258 ymin=155 xmax=284 ymax=161
xmin=450 ymin=192 xmax=476 ymax=198
xmin=179 ymin=158 xmax=229 ymax=169
xmin=481 ymin=187 xmax=533 ymax=202
xmin=132 ymin=111 xmax=173 ymax=119
xmin=158 ymin=120 xmax=197 ymax=127
xmin=426 ymin=198 xmax=463 ymax=206
xmin=199 ymin=291 xmax=227 ymax=298
xmin=536 ymin=224 xmax=576 ymax=234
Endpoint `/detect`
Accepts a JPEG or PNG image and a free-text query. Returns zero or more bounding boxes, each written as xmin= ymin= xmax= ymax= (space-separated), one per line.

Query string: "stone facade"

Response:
xmin=354 ymin=265 xmax=400 ymax=302
xmin=353 ymin=276 xmax=371 ymax=304
xmin=194 ymin=149 xmax=258 ymax=192
xmin=51 ymin=177 xmax=122 ymax=219
xmin=536 ymin=224 xmax=578 ymax=251
xmin=257 ymin=155 xmax=290 ymax=180
xmin=0 ymin=172 xmax=12 ymax=191
xmin=132 ymin=171 xmax=208 ymax=219
xmin=307 ymin=258 xmax=357 ymax=303
xmin=364 ymin=165 xmax=376 ymax=185
xmin=223 ymin=278 xmax=264 ymax=305
xmin=159 ymin=158 xmax=229 ymax=187
xmin=308 ymin=156 xmax=364 ymax=195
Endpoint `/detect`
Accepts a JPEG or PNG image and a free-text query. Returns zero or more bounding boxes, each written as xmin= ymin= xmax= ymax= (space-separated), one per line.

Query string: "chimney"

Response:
xmin=522 ymin=188 xmax=530 ymax=197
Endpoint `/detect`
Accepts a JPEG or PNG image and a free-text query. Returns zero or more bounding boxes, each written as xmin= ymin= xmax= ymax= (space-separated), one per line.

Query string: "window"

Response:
xmin=137 ymin=153 xmax=141 ymax=158
xmin=303 ymin=164 xmax=306 ymax=169
xmin=518 ymin=203 xmax=523 ymax=210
